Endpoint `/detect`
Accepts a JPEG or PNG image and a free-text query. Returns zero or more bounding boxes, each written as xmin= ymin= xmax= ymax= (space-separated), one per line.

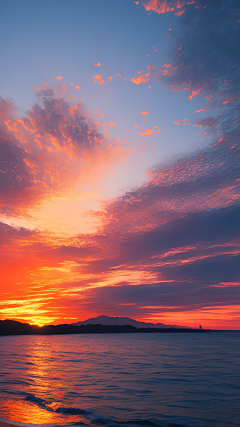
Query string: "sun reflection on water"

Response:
xmin=2 ymin=399 xmax=69 ymax=424
xmin=1 ymin=336 xmax=91 ymax=425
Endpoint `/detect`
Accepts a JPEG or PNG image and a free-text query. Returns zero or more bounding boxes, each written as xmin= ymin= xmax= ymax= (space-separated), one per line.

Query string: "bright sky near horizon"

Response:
xmin=0 ymin=0 xmax=239 ymax=329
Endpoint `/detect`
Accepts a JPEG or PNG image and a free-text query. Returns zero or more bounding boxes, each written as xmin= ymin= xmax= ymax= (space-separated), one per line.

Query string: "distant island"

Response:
xmin=0 ymin=318 xmax=210 ymax=336
xmin=71 ymin=315 xmax=189 ymax=329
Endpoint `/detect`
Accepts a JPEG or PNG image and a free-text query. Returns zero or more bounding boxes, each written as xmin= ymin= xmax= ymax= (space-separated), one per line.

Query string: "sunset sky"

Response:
xmin=0 ymin=0 xmax=239 ymax=329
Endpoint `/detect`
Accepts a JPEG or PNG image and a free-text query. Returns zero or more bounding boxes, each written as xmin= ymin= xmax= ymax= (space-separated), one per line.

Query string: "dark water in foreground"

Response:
xmin=0 ymin=332 xmax=239 ymax=427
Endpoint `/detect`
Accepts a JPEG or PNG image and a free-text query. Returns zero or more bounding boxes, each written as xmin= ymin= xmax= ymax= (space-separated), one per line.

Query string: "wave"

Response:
xmin=0 ymin=416 xmax=64 ymax=427
xmin=24 ymin=394 xmax=45 ymax=405
xmin=0 ymin=414 xmax=209 ymax=427
xmin=55 ymin=408 xmax=91 ymax=416
xmin=22 ymin=393 xmax=92 ymax=417
xmin=0 ymin=393 xmax=210 ymax=427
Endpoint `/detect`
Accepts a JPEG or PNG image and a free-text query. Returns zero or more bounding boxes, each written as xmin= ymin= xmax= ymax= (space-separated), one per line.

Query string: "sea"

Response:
xmin=0 ymin=332 xmax=239 ymax=427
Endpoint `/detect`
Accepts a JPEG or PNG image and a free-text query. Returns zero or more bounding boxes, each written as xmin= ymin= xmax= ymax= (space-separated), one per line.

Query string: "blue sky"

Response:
xmin=0 ymin=0 xmax=213 ymax=194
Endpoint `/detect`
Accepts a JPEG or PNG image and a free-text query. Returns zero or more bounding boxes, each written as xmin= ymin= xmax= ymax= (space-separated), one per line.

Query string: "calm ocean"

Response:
xmin=0 ymin=332 xmax=239 ymax=427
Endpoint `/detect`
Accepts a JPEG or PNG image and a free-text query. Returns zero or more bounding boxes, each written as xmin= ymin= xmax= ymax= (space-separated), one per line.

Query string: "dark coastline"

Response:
xmin=0 ymin=319 xmax=215 ymax=336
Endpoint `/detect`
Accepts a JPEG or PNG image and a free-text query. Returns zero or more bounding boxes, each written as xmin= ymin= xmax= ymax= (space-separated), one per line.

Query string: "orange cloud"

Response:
xmin=188 ymin=87 xmax=203 ymax=100
xmin=144 ymin=0 xmax=167 ymax=14
xmin=130 ymin=71 xmax=151 ymax=84
xmin=56 ymin=76 xmax=62 ymax=80
xmin=175 ymin=0 xmax=185 ymax=8
xmin=141 ymin=111 xmax=149 ymax=115
xmin=94 ymin=62 xmax=101 ymax=66
xmin=193 ymin=108 xmax=205 ymax=113
xmin=214 ymin=138 xmax=223 ymax=146
xmin=143 ymin=0 xmax=192 ymax=15
xmin=175 ymin=8 xmax=185 ymax=15
xmin=210 ymin=282 xmax=240 ymax=288
xmin=93 ymin=74 xmax=105 ymax=84
xmin=139 ymin=127 xmax=160 ymax=137
xmin=139 ymin=127 xmax=154 ymax=136
xmin=222 ymin=97 xmax=235 ymax=104
xmin=59 ymin=84 xmax=66 ymax=92
xmin=92 ymin=120 xmax=101 ymax=126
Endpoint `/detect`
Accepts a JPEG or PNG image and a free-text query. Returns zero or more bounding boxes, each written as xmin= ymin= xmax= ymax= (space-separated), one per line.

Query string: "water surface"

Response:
xmin=0 ymin=332 xmax=239 ymax=427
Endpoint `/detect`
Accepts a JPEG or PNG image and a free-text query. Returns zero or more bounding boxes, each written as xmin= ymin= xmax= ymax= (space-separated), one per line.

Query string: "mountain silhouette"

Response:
xmin=0 ymin=319 xmax=202 ymax=336
xmin=71 ymin=315 xmax=187 ymax=329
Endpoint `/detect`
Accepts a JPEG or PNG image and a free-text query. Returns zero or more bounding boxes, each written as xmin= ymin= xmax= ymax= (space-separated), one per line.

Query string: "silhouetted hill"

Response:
xmin=0 ymin=319 xmax=38 ymax=335
xmin=0 ymin=319 xmax=210 ymax=336
xmin=71 ymin=315 xmax=188 ymax=329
